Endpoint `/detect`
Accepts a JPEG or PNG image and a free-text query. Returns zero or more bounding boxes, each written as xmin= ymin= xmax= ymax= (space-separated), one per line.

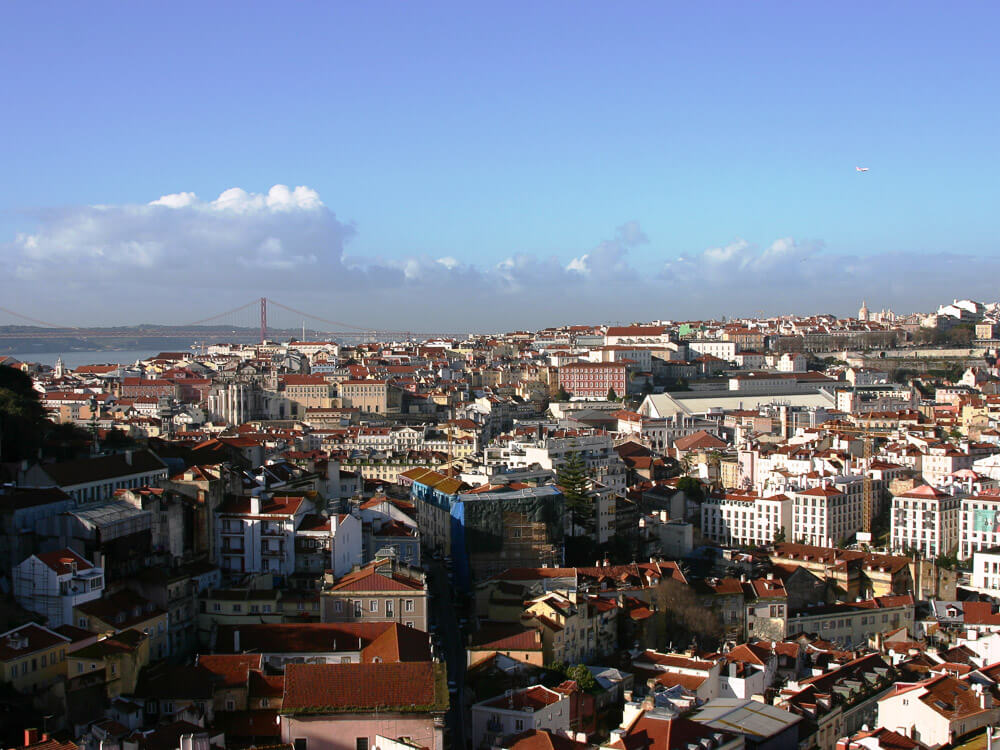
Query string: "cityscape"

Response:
xmin=3 ymin=4 xmax=1000 ymax=750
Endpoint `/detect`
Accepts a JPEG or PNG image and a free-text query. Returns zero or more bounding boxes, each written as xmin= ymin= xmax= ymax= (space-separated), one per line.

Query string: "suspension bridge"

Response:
xmin=0 ymin=297 xmax=468 ymax=344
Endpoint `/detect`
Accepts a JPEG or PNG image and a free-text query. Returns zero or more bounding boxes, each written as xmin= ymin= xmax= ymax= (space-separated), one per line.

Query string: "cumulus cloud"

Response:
xmin=566 ymin=220 xmax=646 ymax=278
xmin=7 ymin=185 xmax=358 ymax=291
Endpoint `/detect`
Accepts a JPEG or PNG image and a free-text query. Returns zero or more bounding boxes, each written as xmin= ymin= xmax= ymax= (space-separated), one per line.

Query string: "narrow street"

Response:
xmin=427 ymin=559 xmax=468 ymax=750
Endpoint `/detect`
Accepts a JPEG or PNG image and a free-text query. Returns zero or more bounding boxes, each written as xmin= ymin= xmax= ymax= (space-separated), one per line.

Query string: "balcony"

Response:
xmin=261 ymin=526 xmax=285 ymax=536
xmin=262 ymin=546 xmax=286 ymax=556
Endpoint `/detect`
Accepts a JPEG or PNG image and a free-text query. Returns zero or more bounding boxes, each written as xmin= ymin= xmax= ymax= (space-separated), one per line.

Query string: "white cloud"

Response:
xmin=3 ymin=184 xmax=995 ymax=328
xmin=7 ymin=185 xmax=355 ymax=290
xmin=150 ymin=191 xmax=198 ymax=208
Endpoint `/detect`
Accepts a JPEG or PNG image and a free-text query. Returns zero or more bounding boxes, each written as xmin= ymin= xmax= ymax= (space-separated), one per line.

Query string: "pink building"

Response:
xmin=279 ymin=662 xmax=448 ymax=750
xmin=559 ymin=362 xmax=628 ymax=399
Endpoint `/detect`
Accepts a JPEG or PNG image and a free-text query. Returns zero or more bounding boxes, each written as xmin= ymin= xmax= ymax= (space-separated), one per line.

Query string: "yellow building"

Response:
xmin=67 ymin=629 xmax=149 ymax=699
xmin=74 ymin=590 xmax=170 ymax=662
xmin=0 ymin=623 xmax=70 ymax=694
xmin=338 ymin=380 xmax=402 ymax=415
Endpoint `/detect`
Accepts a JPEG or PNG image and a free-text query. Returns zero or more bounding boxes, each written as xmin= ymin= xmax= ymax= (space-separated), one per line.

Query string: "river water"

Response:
xmin=5 ymin=349 xmax=169 ymax=368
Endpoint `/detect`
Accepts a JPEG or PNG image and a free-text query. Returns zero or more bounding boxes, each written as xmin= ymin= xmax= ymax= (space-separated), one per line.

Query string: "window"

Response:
xmin=78 ymin=617 xmax=88 ymax=629
xmin=233 ymin=604 xmax=242 ymax=613
xmin=515 ymin=719 xmax=524 ymax=731
xmin=213 ymin=602 xmax=222 ymax=612
xmin=334 ymin=601 xmax=344 ymax=613
xmin=294 ymin=739 xmax=308 ymax=750
xmin=226 ymin=699 xmax=235 ymax=710
xmin=370 ymin=600 xmax=378 ymax=612
xmin=386 ymin=601 xmax=393 ymax=617
xmin=355 ymin=739 xmax=368 ymax=750
xmin=404 ymin=600 xmax=414 ymax=612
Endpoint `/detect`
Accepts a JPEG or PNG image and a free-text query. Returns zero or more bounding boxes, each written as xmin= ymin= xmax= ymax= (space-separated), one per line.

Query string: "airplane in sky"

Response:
xmin=856 ymin=166 xmax=870 ymax=172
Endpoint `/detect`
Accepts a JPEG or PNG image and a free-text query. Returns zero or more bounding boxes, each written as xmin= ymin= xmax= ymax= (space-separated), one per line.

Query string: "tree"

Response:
xmin=651 ymin=578 xmax=723 ymax=651
xmin=565 ymin=663 xmax=598 ymax=691
xmin=0 ymin=365 xmax=47 ymax=461
xmin=606 ymin=387 xmax=618 ymax=402
xmin=558 ymin=451 xmax=592 ymax=533
xmin=676 ymin=476 xmax=704 ymax=504
xmin=946 ymin=324 xmax=974 ymax=346
xmin=556 ymin=386 xmax=571 ymax=401
xmin=773 ymin=526 xmax=786 ymax=543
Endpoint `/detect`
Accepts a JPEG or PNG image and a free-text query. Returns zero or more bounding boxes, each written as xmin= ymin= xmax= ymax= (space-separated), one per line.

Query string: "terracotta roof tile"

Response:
xmin=281 ymin=662 xmax=447 ymax=713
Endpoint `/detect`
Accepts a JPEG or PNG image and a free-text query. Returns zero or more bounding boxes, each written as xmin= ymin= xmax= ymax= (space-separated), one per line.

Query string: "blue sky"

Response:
xmin=1 ymin=2 xmax=998 ymax=329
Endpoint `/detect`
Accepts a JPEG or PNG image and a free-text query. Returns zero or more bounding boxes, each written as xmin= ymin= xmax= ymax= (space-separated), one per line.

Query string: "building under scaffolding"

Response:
xmin=35 ymin=500 xmax=153 ymax=582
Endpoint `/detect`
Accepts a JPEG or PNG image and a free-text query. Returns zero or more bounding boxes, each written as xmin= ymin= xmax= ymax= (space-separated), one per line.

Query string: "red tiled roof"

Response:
xmin=607 ymin=714 xmax=736 ymax=750
xmin=0 ymin=623 xmax=70 ymax=662
xmin=196 ymin=653 xmax=262 ymax=688
xmin=327 ymin=562 xmax=423 ymax=593
xmin=483 ymin=685 xmax=563 ymax=710
xmin=281 ymin=662 xmax=446 ymax=712
xmin=35 ymin=548 xmax=94 ymax=576
xmin=468 ymin=625 xmax=543 ymax=652
xmin=505 ymin=729 xmax=590 ymax=750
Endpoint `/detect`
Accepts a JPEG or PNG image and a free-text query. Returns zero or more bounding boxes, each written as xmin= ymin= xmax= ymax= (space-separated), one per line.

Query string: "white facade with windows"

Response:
xmin=971 ymin=549 xmax=1000 ymax=597
xmin=791 ymin=482 xmax=864 ymax=547
xmin=470 ymin=686 xmax=570 ymax=750
xmin=215 ymin=495 xmax=311 ymax=576
xmin=960 ymin=495 xmax=1000 ymax=560
xmin=700 ymin=492 xmax=793 ymax=547
xmin=890 ymin=485 xmax=961 ymax=558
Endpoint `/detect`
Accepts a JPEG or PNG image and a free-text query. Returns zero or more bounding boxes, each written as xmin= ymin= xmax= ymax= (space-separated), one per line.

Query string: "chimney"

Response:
xmin=125 ymin=450 xmax=133 ymax=466
xmin=24 ymin=729 xmax=40 ymax=747
xmin=233 ymin=629 xmax=240 ymax=653
xmin=249 ymin=495 xmax=261 ymax=515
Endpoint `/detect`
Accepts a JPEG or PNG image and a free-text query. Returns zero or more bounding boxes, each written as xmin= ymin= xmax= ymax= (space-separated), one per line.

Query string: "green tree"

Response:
xmin=566 ymin=663 xmax=598 ymax=691
xmin=676 ymin=475 xmax=705 ymax=504
xmin=558 ymin=451 xmax=592 ymax=532
xmin=556 ymin=386 xmax=571 ymax=401
xmin=0 ymin=365 xmax=47 ymax=461
xmin=773 ymin=526 xmax=786 ymax=543
xmin=606 ymin=387 xmax=618 ymax=402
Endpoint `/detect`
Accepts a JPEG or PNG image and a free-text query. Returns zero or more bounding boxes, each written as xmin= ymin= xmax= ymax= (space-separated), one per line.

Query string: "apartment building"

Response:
xmin=890 ymin=484 xmax=961 ymax=558
xmin=320 ymin=557 xmax=429 ymax=631
xmin=960 ymin=493 xmax=1000 ymax=559
xmin=558 ymin=362 xmax=628 ymax=399
xmin=520 ymin=590 xmax=618 ymax=665
xmin=471 ymin=686 xmax=571 ymax=750
xmin=280 ymin=374 xmax=336 ymax=419
xmin=0 ymin=623 xmax=71 ymax=694
xmin=338 ymin=379 xmax=402 ymax=414
xmin=292 ymin=511 xmax=363 ymax=583
xmin=215 ymin=494 xmax=312 ymax=576
xmin=701 ymin=491 xmax=793 ymax=547
xmin=791 ymin=482 xmax=864 ymax=548
xmin=20 ymin=450 xmax=169 ymax=504
xmin=13 ymin=548 xmax=105 ymax=628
